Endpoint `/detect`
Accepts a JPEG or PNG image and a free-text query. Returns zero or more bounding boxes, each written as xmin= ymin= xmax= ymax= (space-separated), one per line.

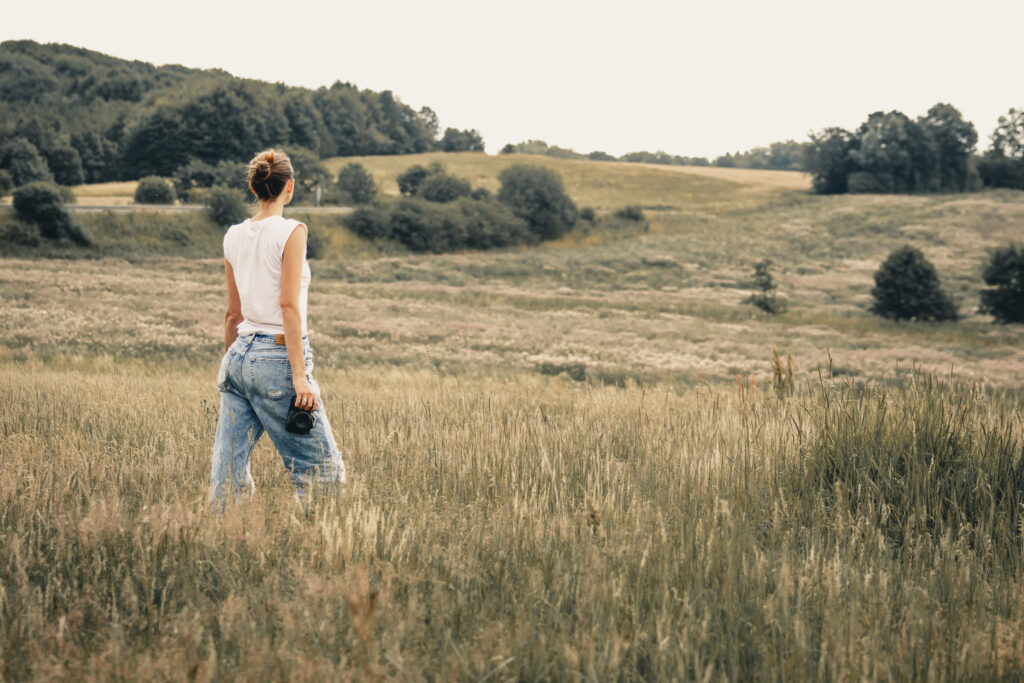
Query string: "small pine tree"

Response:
xmin=870 ymin=246 xmax=957 ymax=321
xmin=747 ymin=259 xmax=786 ymax=314
xmin=979 ymin=244 xmax=1024 ymax=323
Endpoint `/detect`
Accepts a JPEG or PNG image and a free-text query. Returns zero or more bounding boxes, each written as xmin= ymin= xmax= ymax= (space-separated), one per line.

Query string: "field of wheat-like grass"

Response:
xmin=1 ymin=359 xmax=1022 ymax=679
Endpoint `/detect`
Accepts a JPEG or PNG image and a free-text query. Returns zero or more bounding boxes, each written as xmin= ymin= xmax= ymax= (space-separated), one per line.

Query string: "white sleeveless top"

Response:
xmin=223 ymin=215 xmax=311 ymax=337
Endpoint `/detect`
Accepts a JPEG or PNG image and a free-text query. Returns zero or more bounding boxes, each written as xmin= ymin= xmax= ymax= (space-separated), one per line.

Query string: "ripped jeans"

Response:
xmin=210 ymin=333 xmax=346 ymax=504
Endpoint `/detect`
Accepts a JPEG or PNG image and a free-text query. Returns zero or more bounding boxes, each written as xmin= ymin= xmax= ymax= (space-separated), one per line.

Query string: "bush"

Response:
xmin=579 ymin=207 xmax=596 ymax=222
xmin=0 ymin=138 xmax=53 ymax=186
xmin=345 ymin=197 xmax=532 ymax=253
xmin=497 ymin=165 xmax=578 ymax=240
xmin=979 ymin=244 xmax=1024 ymax=323
xmin=205 ymin=186 xmax=249 ymax=226
xmin=418 ymin=173 xmax=471 ymax=203
xmin=397 ymin=164 xmax=432 ymax=196
xmin=0 ymin=170 xmax=13 ymax=197
xmin=12 ymin=182 xmax=91 ymax=246
xmin=614 ymin=205 xmax=645 ymax=221
xmin=335 ymin=163 xmax=377 ymax=205
xmin=134 ymin=176 xmax=176 ymax=204
xmin=870 ymin=246 xmax=957 ymax=321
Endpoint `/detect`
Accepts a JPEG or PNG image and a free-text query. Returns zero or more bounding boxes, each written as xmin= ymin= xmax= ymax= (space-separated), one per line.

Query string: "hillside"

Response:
xmin=0 ymin=40 xmax=439 ymax=181
xmin=3 ymin=153 xmax=1024 ymax=388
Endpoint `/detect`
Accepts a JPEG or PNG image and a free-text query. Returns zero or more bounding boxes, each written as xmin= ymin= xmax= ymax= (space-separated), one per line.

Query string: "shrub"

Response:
xmin=335 ymin=163 xmax=377 ymax=205
xmin=746 ymin=259 xmax=786 ymax=314
xmin=870 ymin=246 xmax=957 ymax=321
xmin=0 ymin=138 xmax=53 ymax=186
xmin=205 ymin=186 xmax=249 ymax=226
xmin=345 ymin=197 xmax=532 ymax=253
xmin=418 ymin=173 xmax=471 ymax=203
xmin=614 ymin=205 xmax=645 ymax=221
xmin=397 ymin=164 xmax=431 ymax=196
xmin=979 ymin=244 xmax=1024 ymax=323
xmin=346 ymin=204 xmax=392 ymax=240
xmin=12 ymin=182 xmax=91 ymax=246
xmin=0 ymin=170 xmax=13 ymax=197
xmin=579 ymin=207 xmax=596 ymax=222
xmin=470 ymin=187 xmax=492 ymax=201
xmin=455 ymin=197 xmax=533 ymax=249
xmin=134 ymin=176 xmax=176 ymax=204
xmin=497 ymin=165 xmax=578 ymax=240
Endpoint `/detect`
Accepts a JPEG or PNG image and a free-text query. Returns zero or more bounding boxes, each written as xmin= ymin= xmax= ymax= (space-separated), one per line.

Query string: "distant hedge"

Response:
xmin=347 ymin=197 xmax=533 ymax=253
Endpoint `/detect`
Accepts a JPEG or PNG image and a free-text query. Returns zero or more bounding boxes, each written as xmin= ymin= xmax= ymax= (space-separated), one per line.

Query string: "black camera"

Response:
xmin=285 ymin=395 xmax=317 ymax=434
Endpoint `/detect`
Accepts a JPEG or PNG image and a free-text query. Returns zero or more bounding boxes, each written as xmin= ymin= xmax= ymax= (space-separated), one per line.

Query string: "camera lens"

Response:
xmin=294 ymin=412 xmax=314 ymax=431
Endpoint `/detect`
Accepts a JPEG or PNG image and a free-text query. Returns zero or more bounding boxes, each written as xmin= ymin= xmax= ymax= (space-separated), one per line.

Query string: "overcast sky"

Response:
xmin=3 ymin=0 xmax=1021 ymax=158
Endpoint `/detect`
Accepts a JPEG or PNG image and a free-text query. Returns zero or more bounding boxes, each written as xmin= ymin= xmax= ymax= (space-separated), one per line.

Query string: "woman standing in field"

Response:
xmin=210 ymin=149 xmax=345 ymax=504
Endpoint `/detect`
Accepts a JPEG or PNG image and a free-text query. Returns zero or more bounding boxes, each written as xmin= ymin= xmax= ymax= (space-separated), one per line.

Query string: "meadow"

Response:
xmin=2 ymin=154 xmax=1024 ymax=679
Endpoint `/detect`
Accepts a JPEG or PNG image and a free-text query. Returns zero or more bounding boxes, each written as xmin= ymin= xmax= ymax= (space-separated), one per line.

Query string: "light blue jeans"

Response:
xmin=210 ymin=333 xmax=346 ymax=504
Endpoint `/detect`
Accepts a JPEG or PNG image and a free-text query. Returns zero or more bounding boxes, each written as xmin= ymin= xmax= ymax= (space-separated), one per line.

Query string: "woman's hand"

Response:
xmin=293 ymin=376 xmax=319 ymax=412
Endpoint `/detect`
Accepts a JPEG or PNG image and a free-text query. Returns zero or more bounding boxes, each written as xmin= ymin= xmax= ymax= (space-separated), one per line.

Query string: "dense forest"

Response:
xmin=0 ymin=40 xmax=479 ymax=185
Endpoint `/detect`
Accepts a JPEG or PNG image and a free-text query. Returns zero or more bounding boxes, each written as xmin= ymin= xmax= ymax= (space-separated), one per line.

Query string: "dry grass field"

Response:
xmin=2 ymin=154 xmax=1024 ymax=679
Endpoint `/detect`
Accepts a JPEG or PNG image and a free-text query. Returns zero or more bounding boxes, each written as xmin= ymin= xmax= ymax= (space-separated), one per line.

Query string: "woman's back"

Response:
xmin=224 ymin=215 xmax=310 ymax=337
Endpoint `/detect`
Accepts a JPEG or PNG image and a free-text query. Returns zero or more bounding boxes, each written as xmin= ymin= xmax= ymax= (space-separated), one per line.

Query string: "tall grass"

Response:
xmin=1 ymin=359 xmax=1021 ymax=679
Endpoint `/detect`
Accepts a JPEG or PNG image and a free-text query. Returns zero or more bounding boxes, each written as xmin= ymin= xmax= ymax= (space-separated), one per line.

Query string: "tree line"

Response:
xmin=500 ymin=139 xmax=808 ymax=172
xmin=803 ymin=104 xmax=1024 ymax=194
xmin=0 ymin=40 xmax=483 ymax=189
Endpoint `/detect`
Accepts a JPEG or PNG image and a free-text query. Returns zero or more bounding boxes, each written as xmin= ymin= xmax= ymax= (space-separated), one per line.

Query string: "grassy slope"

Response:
xmin=4 ymin=153 xmax=1022 ymax=387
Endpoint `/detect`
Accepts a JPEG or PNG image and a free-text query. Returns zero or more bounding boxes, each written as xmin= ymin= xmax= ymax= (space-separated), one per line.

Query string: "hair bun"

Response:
xmin=265 ymin=150 xmax=275 ymax=164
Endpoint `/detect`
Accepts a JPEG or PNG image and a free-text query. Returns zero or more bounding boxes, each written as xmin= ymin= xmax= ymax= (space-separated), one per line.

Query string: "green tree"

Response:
xmin=286 ymin=147 xmax=332 ymax=204
xmin=870 ymin=246 xmax=957 ymax=321
xmin=0 ymin=138 xmax=53 ymax=186
xmin=497 ymin=165 xmax=578 ymax=240
xmin=978 ymin=108 xmax=1024 ymax=190
xmin=43 ymin=144 xmax=85 ymax=186
xmin=440 ymin=128 xmax=485 ymax=152
xmin=0 ymin=170 xmax=12 ymax=197
xmin=335 ymin=163 xmax=377 ymax=205
xmin=918 ymin=103 xmax=978 ymax=191
xmin=850 ymin=111 xmax=938 ymax=193
xmin=979 ymin=245 xmax=1024 ymax=323
xmin=805 ymin=128 xmax=857 ymax=194
xmin=12 ymin=181 xmax=91 ymax=245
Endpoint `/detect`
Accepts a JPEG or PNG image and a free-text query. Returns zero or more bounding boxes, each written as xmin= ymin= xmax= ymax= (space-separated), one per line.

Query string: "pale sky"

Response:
xmin=2 ymin=0 xmax=1021 ymax=159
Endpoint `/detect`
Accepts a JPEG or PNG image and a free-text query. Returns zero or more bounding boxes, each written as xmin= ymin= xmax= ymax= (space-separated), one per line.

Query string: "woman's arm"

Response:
xmin=281 ymin=224 xmax=318 ymax=411
xmin=224 ymin=259 xmax=244 ymax=349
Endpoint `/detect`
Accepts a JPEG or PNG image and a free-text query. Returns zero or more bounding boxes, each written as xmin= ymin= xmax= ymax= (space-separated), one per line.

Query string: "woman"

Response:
xmin=210 ymin=149 xmax=345 ymax=504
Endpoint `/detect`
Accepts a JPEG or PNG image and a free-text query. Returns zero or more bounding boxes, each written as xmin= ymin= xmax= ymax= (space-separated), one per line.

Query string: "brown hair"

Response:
xmin=247 ymin=148 xmax=293 ymax=200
